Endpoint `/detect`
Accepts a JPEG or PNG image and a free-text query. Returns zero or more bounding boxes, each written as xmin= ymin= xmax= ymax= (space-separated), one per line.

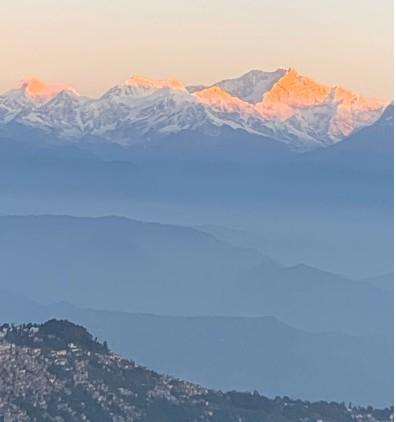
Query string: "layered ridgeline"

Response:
xmin=0 ymin=215 xmax=392 ymax=406
xmin=0 ymin=215 xmax=391 ymax=338
xmin=0 ymin=68 xmax=388 ymax=150
xmin=0 ymin=320 xmax=392 ymax=422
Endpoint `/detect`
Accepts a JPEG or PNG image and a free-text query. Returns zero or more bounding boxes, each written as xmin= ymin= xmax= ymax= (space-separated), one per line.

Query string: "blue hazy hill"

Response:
xmin=0 ymin=215 xmax=391 ymax=337
xmin=0 ymin=292 xmax=392 ymax=407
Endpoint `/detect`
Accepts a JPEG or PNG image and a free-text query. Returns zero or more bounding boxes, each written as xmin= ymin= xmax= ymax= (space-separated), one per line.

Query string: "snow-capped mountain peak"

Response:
xmin=98 ymin=76 xmax=187 ymax=104
xmin=14 ymin=87 xmax=89 ymax=137
xmin=256 ymin=68 xmax=331 ymax=119
xmin=125 ymin=76 xmax=185 ymax=91
xmin=0 ymin=69 xmax=389 ymax=151
xmin=20 ymin=78 xmax=79 ymax=103
xmin=0 ymin=78 xmax=79 ymax=123
xmin=327 ymin=85 xmax=386 ymax=138
xmin=250 ymin=68 xmax=387 ymax=142
xmin=213 ymin=68 xmax=287 ymax=104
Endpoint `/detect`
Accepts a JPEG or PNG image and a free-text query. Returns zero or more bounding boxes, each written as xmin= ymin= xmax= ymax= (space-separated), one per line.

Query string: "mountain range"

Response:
xmin=0 ymin=67 xmax=393 ymax=413
xmin=0 ymin=68 xmax=388 ymax=151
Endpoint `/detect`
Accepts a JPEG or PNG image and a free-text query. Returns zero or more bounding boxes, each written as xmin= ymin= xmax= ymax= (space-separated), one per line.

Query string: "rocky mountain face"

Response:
xmin=0 ymin=69 xmax=387 ymax=151
xmin=0 ymin=320 xmax=392 ymax=422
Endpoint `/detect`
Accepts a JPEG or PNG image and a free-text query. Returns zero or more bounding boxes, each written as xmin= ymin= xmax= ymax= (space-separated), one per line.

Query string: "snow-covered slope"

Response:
xmin=255 ymin=68 xmax=385 ymax=144
xmin=87 ymin=86 xmax=221 ymax=144
xmin=213 ymin=68 xmax=287 ymax=103
xmin=0 ymin=78 xmax=78 ymax=122
xmin=0 ymin=70 xmax=388 ymax=150
xmin=16 ymin=90 xmax=91 ymax=138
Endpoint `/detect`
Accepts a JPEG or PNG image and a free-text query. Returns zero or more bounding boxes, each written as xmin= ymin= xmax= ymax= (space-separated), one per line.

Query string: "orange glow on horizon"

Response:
xmin=125 ymin=76 xmax=185 ymax=91
xmin=22 ymin=78 xmax=78 ymax=100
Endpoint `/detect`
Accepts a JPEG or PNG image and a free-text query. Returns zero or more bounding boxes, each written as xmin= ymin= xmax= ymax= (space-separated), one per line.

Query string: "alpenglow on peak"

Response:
xmin=0 ymin=68 xmax=388 ymax=151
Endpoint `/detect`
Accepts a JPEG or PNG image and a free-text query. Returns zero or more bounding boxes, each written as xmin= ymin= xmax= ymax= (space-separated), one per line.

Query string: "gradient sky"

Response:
xmin=0 ymin=0 xmax=393 ymax=99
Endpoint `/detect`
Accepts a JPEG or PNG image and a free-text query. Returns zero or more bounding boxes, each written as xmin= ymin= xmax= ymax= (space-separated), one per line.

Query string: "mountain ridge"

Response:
xmin=0 ymin=319 xmax=392 ymax=420
xmin=0 ymin=214 xmax=390 ymax=337
xmin=0 ymin=68 xmax=388 ymax=151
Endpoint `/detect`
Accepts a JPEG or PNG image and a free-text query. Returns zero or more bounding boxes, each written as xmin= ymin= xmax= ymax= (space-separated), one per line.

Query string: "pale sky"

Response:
xmin=0 ymin=0 xmax=393 ymax=100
